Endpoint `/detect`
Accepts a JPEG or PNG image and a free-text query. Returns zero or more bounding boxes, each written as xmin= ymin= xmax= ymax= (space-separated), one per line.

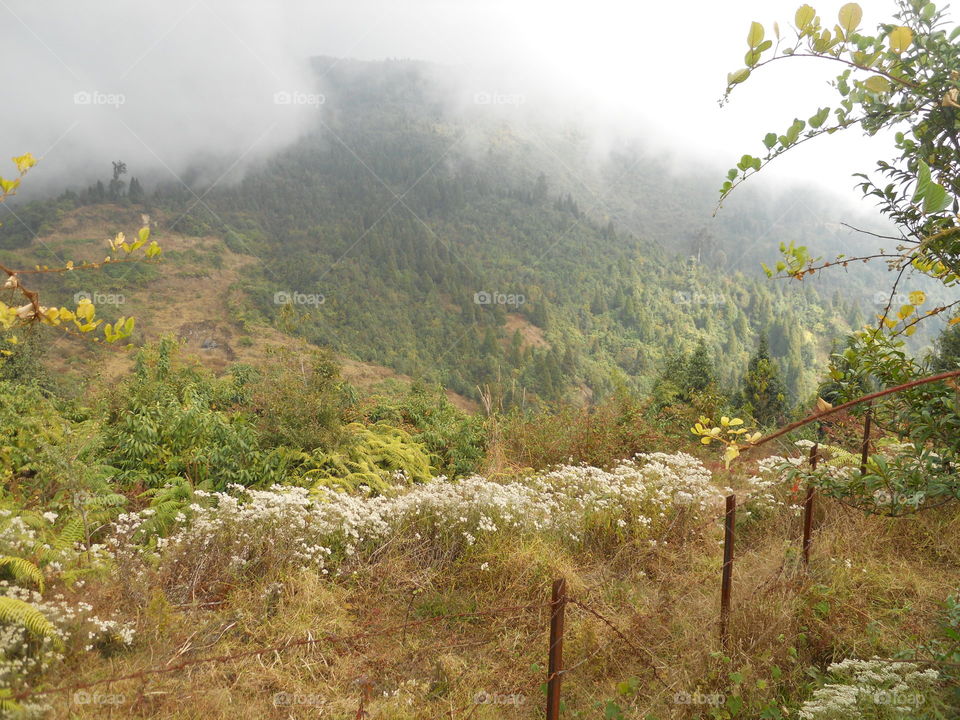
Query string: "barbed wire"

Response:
xmin=12 ymin=601 xmax=551 ymax=703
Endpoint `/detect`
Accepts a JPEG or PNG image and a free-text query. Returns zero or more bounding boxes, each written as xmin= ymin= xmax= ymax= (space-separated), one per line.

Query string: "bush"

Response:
xmin=358 ymin=382 xmax=485 ymax=478
xmin=495 ymin=392 xmax=669 ymax=470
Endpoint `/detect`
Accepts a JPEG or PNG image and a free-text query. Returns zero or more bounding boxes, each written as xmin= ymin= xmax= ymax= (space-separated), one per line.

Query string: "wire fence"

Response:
xmin=14 ymin=590 xmax=672 ymax=719
xmin=14 ymin=471 xmax=958 ymax=719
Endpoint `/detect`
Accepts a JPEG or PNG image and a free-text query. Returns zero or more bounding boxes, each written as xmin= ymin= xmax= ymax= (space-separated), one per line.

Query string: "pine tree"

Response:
xmin=932 ymin=315 xmax=960 ymax=371
xmin=741 ymin=334 xmax=788 ymax=427
xmin=128 ymin=176 xmax=145 ymax=203
xmin=684 ymin=340 xmax=715 ymax=394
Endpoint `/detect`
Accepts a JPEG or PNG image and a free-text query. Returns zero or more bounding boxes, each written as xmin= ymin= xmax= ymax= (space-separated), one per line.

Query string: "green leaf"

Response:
xmin=913 ymin=160 xmax=933 ymax=203
xmin=808 ymin=107 xmax=830 ymax=129
xmin=604 ymin=701 xmax=625 ymax=720
xmin=837 ymin=3 xmax=862 ymax=34
xmin=727 ymin=68 xmax=751 ymax=85
xmin=763 ymin=132 xmax=778 ymax=149
xmin=924 ymin=183 xmax=950 ymax=214
xmin=747 ymin=21 xmax=765 ymax=49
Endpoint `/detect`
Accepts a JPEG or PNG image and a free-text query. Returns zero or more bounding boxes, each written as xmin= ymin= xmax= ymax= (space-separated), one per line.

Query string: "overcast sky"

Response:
xmin=0 ymin=0 xmax=907 ymax=204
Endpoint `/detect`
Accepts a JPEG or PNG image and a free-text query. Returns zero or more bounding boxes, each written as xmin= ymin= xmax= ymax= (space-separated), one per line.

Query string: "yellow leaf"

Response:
xmin=949 ymin=316 xmax=960 ymax=326
xmin=728 ymin=418 xmax=744 ymax=426
xmin=908 ymin=290 xmax=926 ymax=305
xmin=864 ymin=76 xmax=891 ymax=94
xmin=888 ymin=26 xmax=913 ymax=54
xmin=898 ymin=304 xmax=915 ymax=319
xmin=747 ymin=21 xmax=765 ymax=49
xmin=11 ymin=153 xmax=36 ymax=174
xmin=76 ymin=299 xmax=95 ymax=322
xmin=700 ymin=437 xmax=713 ymax=445
xmin=0 ymin=177 xmax=20 ymax=194
xmin=795 ymin=4 xmax=817 ymax=30
xmin=837 ymin=3 xmax=862 ymax=34
xmin=905 ymin=324 xmax=917 ymax=336
xmin=723 ymin=444 xmax=740 ymax=468
xmin=721 ymin=416 xmax=731 ymax=426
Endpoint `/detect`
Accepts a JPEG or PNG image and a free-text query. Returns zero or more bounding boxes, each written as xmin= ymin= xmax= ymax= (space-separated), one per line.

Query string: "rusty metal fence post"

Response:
xmin=720 ymin=495 xmax=736 ymax=649
xmin=803 ymin=442 xmax=818 ymax=567
xmin=859 ymin=405 xmax=872 ymax=476
xmin=545 ymin=578 xmax=566 ymax=720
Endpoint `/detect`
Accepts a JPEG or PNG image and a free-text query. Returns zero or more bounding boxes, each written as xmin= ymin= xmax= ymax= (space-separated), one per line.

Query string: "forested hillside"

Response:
xmin=5 ymin=2 xmax=960 ymax=718
xmin=0 ymin=58 xmax=872 ymax=408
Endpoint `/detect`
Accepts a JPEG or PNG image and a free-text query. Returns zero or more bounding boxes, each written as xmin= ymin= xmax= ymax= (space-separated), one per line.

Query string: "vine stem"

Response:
xmin=745 ymin=369 xmax=960 ymax=452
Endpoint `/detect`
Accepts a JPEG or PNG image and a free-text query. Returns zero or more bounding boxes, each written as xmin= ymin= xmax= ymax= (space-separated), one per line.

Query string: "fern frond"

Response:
xmin=0 ymin=556 xmax=44 ymax=592
xmin=0 ymin=688 xmax=21 ymax=714
xmin=0 ymin=597 xmax=61 ymax=648
xmin=52 ymin=517 xmax=85 ymax=551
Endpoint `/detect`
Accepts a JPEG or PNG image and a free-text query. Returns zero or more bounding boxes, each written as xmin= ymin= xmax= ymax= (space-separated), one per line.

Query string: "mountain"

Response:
xmin=1 ymin=58 xmax=876 ymax=407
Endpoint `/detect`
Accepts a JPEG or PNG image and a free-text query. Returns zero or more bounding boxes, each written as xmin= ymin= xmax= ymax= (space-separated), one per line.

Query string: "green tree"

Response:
xmin=741 ymin=335 xmax=788 ymax=428
xmin=931 ymin=314 xmax=960 ymax=371
xmin=718 ymin=1 xmax=960 ymax=513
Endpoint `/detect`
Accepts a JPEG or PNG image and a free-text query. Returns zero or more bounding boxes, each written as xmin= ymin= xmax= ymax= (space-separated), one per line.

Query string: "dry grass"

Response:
xmin=36 ymin=473 xmax=960 ymax=720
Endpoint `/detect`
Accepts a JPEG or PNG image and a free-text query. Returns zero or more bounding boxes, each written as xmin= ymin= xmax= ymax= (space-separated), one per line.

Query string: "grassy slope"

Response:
xmin=3 ymin=203 xmax=478 ymax=411
xmin=43 ymin=460 xmax=960 ymax=719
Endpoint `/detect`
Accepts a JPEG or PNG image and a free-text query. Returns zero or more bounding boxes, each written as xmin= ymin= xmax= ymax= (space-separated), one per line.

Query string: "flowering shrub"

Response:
xmin=121 ymin=453 xmax=723 ymax=600
xmin=768 ymin=436 xmax=957 ymax=516
xmin=797 ymin=658 xmax=940 ymax=719
xmin=0 ymin=509 xmax=134 ymax=710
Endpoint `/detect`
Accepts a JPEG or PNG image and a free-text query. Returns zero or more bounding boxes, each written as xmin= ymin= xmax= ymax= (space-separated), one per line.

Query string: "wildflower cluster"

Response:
xmin=123 ymin=453 xmax=722 ymax=598
xmin=0 ymin=583 xmax=135 ymax=700
xmin=798 ymin=658 xmax=939 ymax=719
